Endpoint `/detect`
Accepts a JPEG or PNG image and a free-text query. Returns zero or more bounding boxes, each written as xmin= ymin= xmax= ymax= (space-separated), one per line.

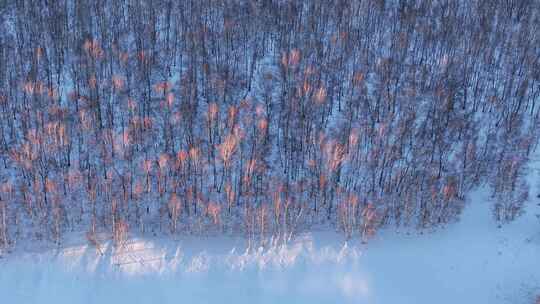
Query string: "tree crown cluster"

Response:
xmin=0 ymin=0 xmax=539 ymax=247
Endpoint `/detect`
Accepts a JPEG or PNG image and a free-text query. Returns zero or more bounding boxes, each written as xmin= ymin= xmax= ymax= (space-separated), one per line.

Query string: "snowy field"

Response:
xmin=1 ymin=194 xmax=538 ymax=304
xmin=1 ymin=166 xmax=539 ymax=304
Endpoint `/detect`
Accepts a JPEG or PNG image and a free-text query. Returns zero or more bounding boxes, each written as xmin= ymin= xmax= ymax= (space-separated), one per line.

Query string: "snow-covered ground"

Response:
xmin=1 ymin=164 xmax=539 ymax=304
